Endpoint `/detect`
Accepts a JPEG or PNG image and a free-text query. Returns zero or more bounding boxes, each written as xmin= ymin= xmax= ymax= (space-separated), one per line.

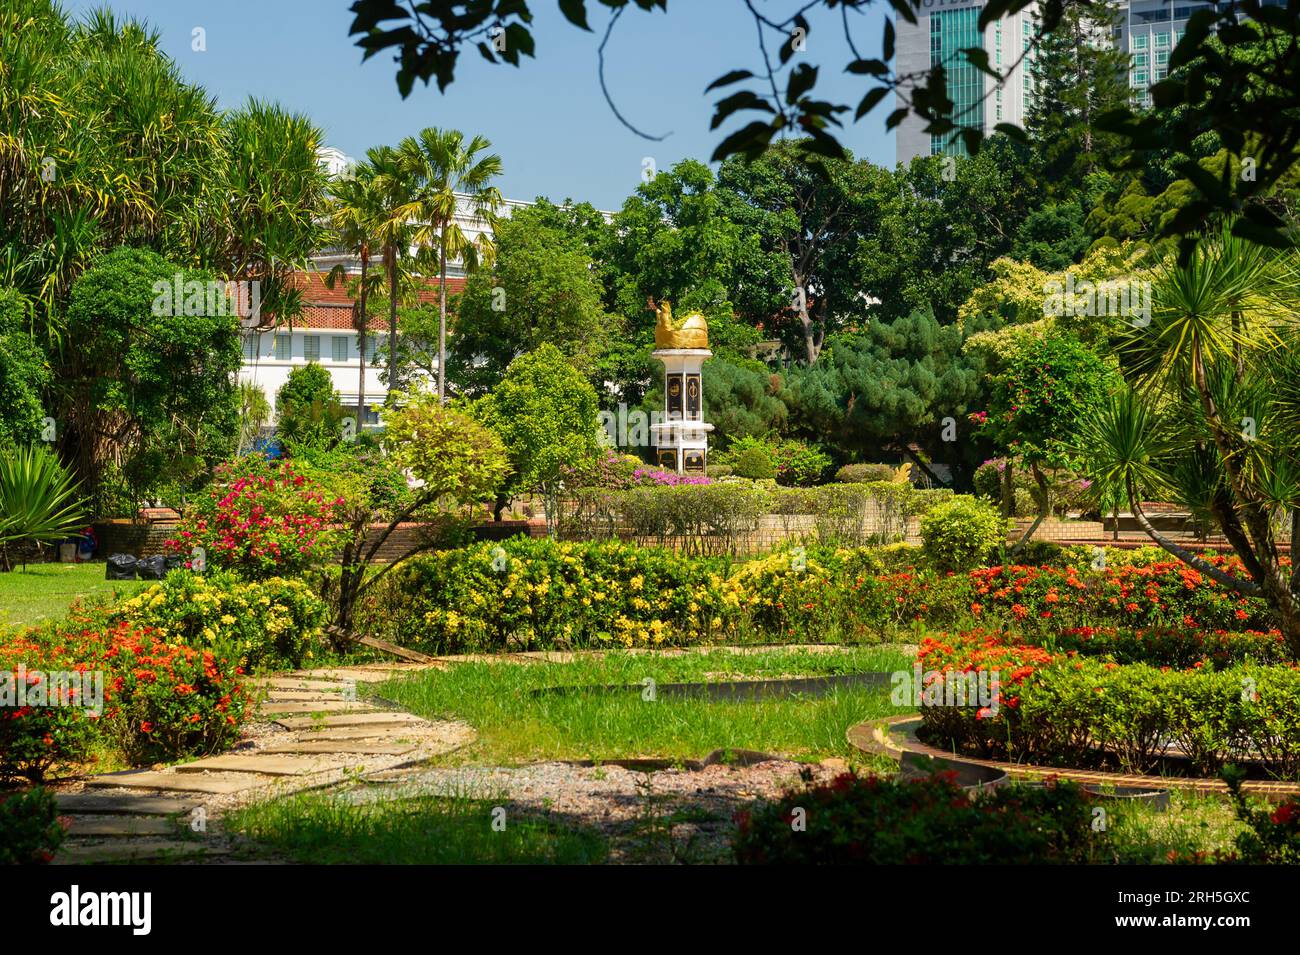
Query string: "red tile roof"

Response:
xmin=291 ymin=270 xmax=466 ymax=305
xmin=256 ymin=271 xmax=467 ymax=332
xmin=297 ymin=305 xmax=382 ymax=331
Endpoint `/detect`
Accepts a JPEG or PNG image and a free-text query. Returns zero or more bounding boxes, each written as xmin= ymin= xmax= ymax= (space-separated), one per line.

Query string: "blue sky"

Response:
xmin=65 ymin=0 xmax=897 ymax=210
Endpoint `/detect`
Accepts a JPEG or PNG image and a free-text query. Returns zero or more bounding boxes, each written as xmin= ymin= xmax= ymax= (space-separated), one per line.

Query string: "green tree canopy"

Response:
xmin=0 ymin=288 xmax=50 ymax=447
xmin=61 ymin=246 xmax=241 ymax=498
xmin=449 ymin=203 xmax=618 ymax=396
xmin=475 ymin=344 xmax=602 ymax=530
xmin=275 ymin=363 xmax=346 ymax=454
xmin=782 ymin=307 xmax=983 ymax=464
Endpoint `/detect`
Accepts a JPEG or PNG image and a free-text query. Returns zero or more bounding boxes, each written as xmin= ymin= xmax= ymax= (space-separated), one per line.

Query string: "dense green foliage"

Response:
xmin=62 ymin=247 xmax=242 ymax=504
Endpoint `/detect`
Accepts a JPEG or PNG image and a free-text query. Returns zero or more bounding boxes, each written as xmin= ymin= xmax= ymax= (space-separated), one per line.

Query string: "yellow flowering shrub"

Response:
xmin=105 ymin=571 xmax=328 ymax=670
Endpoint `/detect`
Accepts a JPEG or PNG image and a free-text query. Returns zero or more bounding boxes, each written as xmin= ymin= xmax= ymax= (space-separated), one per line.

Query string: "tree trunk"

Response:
xmin=438 ymin=232 xmax=449 ymax=404
xmin=1009 ymin=461 xmax=1050 ymax=556
xmin=1000 ymin=459 xmax=1014 ymax=519
xmin=356 ymin=248 xmax=369 ymax=428
xmin=386 ymin=245 xmax=399 ymax=400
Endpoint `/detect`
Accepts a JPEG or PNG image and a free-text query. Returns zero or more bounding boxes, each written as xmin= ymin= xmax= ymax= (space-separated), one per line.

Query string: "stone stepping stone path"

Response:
xmin=53 ymin=666 xmax=474 ymax=865
xmin=65 ymin=816 xmax=179 ymax=837
xmin=262 ymin=740 xmax=417 ymax=756
xmin=274 ymin=711 xmax=428 ymax=731
xmin=256 ymin=700 xmax=380 ymax=715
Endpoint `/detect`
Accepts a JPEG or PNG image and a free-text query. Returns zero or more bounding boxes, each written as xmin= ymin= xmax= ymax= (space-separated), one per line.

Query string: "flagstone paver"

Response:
xmin=56 ymin=794 xmax=195 ymax=816
xmin=84 ymin=771 xmax=270 ymax=795
xmin=55 ymin=664 xmax=475 ymax=864
xmin=261 ymin=740 xmax=417 ymax=756
xmin=65 ymin=816 xmax=180 ymax=837
xmin=174 ymin=753 xmax=357 ymax=776
xmin=262 ymin=694 xmax=359 ymax=706
xmin=256 ymin=700 xmax=379 ymax=715
xmin=54 ymin=839 xmax=229 ymax=864
xmin=274 ymin=711 xmax=428 ymax=731
xmin=252 ymin=679 xmax=354 ymax=693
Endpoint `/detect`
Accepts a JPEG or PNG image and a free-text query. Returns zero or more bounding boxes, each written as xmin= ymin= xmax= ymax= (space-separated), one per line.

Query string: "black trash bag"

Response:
xmin=164 ymin=554 xmax=186 ymax=572
xmin=135 ymin=555 xmax=168 ymax=580
xmin=105 ymin=553 xmax=138 ymax=580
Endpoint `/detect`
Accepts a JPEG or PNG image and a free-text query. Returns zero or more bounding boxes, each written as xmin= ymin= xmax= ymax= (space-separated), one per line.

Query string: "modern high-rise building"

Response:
xmin=893 ymin=0 xmax=1283 ymax=166
xmin=894 ymin=0 xmax=1043 ymax=164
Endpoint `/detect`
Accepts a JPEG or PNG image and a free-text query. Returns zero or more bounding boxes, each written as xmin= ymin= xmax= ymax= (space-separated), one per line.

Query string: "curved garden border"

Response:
xmin=848 ymin=714 xmax=1300 ymax=800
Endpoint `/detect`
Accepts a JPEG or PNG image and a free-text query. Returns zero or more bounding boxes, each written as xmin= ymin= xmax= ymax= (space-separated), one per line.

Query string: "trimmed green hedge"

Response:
xmin=918 ymin=630 xmax=1300 ymax=778
xmin=359 ymin=538 xmax=1281 ymax=655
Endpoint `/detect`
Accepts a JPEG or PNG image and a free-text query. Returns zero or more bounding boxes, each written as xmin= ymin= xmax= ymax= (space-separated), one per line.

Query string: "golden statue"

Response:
xmin=653 ymin=300 xmax=709 ymax=350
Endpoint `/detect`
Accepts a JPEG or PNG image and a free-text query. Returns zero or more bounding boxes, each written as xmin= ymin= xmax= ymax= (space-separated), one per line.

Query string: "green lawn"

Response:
xmin=0 ymin=562 xmax=143 ymax=629
xmin=226 ymin=790 xmax=609 ymax=865
xmin=373 ymin=646 xmax=914 ymax=764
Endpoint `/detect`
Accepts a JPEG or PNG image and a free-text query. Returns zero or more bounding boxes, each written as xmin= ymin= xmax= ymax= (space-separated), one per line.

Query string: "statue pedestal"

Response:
xmin=651 ymin=348 xmax=712 ymax=474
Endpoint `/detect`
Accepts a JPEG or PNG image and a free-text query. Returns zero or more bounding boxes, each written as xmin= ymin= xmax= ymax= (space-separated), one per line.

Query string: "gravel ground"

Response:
xmin=351 ymin=757 xmax=850 ymax=863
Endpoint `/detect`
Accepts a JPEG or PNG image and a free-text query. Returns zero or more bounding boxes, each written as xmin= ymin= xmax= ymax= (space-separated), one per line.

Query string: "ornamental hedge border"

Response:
xmin=358 ymin=538 xmax=1281 ymax=655
xmin=917 ymin=630 xmax=1300 ymax=779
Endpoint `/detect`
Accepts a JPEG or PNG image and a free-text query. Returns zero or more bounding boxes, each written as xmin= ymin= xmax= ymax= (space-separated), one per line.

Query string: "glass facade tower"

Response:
xmin=929 ymin=6 xmax=986 ymax=156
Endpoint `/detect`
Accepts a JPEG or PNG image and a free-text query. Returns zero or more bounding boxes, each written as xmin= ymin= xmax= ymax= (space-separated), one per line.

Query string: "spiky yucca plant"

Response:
xmin=1076 ymin=225 xmax=1300 ymax=654
xmin=0 ymin=444 xmax=85 ymax=571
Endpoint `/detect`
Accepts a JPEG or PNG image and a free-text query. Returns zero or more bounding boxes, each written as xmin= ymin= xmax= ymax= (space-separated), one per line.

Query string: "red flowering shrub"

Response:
xmin=1049 ymin=625 xmax=1287 ymax=668
xmin=168 ymin=457 xmax=343 ymax=580
xmin=915 ymin=630 xmax=1300 ymax=777
xmin=0 ymin=633 xmax=102 ymax=783
xmin=1220 ymin=766 xmax=1300 ymax=864
xmin=1 ymin=620 xmax=251 ymax=780
xmin=732 ymin=770 xmax=1101 ymax=864
xmin=964 ymin=557 xmax=1274 ymax=633
xmin=98 ymin=622 xmax=251 ymax=763
xmin=0 ymin=787 xmax=67 ymax=864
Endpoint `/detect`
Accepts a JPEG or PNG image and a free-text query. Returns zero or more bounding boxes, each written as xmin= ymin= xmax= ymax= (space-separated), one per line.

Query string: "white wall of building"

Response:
xmin=238 ymin=328 xmax=388 ymax=425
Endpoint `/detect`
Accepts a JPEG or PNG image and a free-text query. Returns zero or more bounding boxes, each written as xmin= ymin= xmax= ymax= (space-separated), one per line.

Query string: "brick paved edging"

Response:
xmin=847 ymin=714 xmax=1300 ymax=801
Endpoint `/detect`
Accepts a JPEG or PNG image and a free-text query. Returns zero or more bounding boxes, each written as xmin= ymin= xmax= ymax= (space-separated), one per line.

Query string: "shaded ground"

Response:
xmin=347 ymin=757 xmax=849 ymax=864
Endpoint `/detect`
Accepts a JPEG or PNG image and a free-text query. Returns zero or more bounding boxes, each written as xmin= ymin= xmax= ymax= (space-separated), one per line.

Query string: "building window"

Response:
xmin=1132 ymin=70 xmax=1148 ymax=87
xmin=243 ymin=334 xmax=258 ymax=360
xmin=1155 ymin=50 xmax=1169 ymax=67
xmin=275 ymin=334 xmax=291 ymax=360
xmin=332 ymin=336 xmax=348 ymax=363
xmin=363 ymin=334 xmax=377 ymax=362
xmin=1155 ymin=32 xmax=1170 ymax=49
xmin=1133 ymin=53 xmax=1148 ymax=69
xmin=1132 ymin=34 xmax=1147 ymax=51
xmin=304 ymin=335 xmax=320 ymax=362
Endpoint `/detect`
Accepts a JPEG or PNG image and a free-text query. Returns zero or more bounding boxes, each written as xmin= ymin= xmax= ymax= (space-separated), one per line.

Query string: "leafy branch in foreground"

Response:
xmin=348 ymin=0 xmax=1300 ymax=247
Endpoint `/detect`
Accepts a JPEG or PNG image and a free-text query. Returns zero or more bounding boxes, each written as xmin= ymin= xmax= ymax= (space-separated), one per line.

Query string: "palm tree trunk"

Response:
xmin=386 ymin=245 xmax=399 ymax=400
xmin=357 ymin=249 xmax=369 ymax=428
xmin=438 ymin=232 xmax=448 ymax=404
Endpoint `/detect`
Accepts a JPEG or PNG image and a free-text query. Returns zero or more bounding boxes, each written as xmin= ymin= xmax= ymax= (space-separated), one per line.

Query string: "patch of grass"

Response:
xmin=225 ymin=788 xmax=608 ymax=864
xmin=1102 ymin=788 xmax=1246 ymax=863
xmin=0 ymin=562 xmax=142 ymax=629
xmin=374 ymin=646 xmax=913 ymax=763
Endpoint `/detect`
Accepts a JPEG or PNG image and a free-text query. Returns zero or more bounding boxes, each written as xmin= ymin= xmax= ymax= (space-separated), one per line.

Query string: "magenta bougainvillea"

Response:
xmin=168 ymin=459 xmax=343 ymax=580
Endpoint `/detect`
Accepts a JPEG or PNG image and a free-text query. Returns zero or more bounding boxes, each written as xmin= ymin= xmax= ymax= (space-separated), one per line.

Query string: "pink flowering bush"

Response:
xmin=632 ymin=466 xmax=711 ymax=487
xmin=167 ymin=457 xmax=343 ymax=580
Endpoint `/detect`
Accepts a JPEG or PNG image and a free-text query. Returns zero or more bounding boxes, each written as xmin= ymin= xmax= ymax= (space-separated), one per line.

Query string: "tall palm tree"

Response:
xmin=326 ymin=161 xmax=385 ymax=426
xmin=366 ymin=145 xmax=417 ymax=399
xmin=396 ymin=128 xmax=504 ymax=401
